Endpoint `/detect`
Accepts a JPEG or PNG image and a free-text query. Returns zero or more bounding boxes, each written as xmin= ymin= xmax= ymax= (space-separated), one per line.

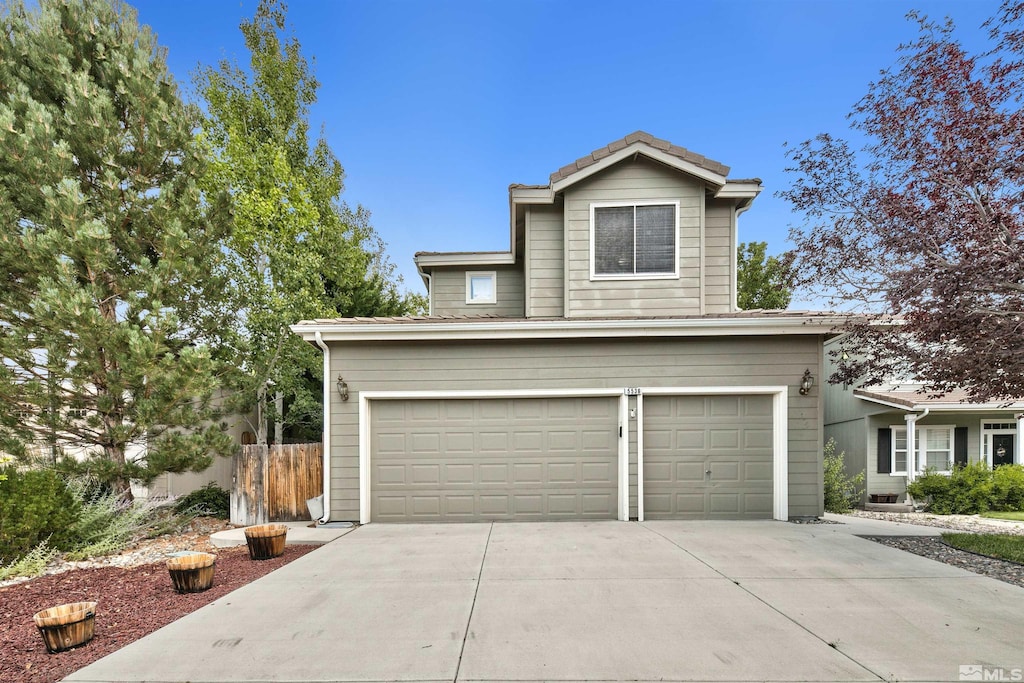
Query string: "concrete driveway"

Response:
xmin=66 ymin=518 xmax=1024 ymax=683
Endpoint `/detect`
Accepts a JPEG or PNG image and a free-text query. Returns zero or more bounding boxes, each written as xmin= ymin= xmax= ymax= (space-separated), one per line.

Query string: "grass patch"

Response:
xmin=981 ymin=511 xmax=1024 ymax=522
xmin=942 ymin=533 xmax=1024 ymax=564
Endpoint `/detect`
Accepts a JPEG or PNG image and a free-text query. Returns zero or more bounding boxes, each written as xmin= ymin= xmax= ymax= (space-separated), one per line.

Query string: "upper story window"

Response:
xmin=465 ymin=271 xmax=497 ymax=305
xmin=590 ymin=201 xmax=679 ymax=279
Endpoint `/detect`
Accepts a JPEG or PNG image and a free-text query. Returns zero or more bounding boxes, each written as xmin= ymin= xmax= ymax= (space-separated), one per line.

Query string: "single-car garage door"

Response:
xmin=644 ymin=395 xmax=773 ymax=519
xmin=370 ymin=396 xmax=619 ymax=522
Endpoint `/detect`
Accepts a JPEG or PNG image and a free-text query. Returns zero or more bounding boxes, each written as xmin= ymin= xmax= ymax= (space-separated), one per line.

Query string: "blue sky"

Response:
xmin=131 ymin=0 xmax=1000 ymax=301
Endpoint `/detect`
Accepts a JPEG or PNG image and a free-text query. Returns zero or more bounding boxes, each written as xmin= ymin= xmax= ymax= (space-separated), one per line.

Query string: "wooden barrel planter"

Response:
xmin=244 ymin=524 xmax=288 ymax=560
xmin=166 ymin=553 xmax=216 ymax=593
xmin=33 ymin=601 xmax=97 ymax=654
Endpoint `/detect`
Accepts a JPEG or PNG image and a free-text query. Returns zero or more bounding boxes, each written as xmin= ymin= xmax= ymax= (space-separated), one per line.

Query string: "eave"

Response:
xmin=292 ymin=314 xmax=846 ymax=343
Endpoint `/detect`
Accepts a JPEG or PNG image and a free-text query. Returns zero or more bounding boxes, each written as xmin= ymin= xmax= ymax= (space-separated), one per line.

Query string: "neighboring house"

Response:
xmin=823 ymin=336 xmax=1024 ymax=504
xmin=293 ymin=131 xmax=843 ymax=524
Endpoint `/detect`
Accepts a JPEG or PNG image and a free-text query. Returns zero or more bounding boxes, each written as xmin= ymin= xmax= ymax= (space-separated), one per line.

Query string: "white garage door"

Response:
xmin=370 ymin=397 xmax=619 ymax=522
xmin=643 ymin=395 xmax=773 ymax=519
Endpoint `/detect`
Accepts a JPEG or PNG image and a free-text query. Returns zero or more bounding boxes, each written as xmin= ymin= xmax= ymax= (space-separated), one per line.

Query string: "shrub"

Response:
xmin=0 ymin=539 xmax=59 ymax=581
xmin=989 ymin=464 xmax=1024 ymax=511
xmin=0 ymin=467 xmax=81 ymax=563
xmin=62 ymin=479 xmax=179 ymax=561
xmin=823 ymin=438 xmax=865 ymax=513
xmin=907 ymin=461 xmax=1024 ymax=514
xmin=174 ymin=482 xmax=230 ymax=519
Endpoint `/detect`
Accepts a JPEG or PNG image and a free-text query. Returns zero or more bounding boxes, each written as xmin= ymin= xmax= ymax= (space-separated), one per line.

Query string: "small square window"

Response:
xmin=466 ymin=271 xmax=496 ymax=305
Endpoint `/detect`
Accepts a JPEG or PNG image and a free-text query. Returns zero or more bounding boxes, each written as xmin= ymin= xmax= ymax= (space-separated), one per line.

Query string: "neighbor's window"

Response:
xmin=466 ymin=271 xmax=496 ymax=304
xmin=591 ymin=202 xmax=678 ymax=278
xmin=890 ymin=425 xmax=955 ymax=475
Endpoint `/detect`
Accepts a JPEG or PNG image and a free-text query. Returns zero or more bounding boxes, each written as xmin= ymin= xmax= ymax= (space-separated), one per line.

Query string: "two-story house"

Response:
xmin=293 ymin=132 xmax=842 ymax=524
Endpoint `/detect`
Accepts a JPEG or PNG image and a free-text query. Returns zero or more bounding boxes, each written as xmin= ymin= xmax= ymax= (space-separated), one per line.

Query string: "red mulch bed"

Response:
xmin=0 ymin=545 xmax=317 ymax=683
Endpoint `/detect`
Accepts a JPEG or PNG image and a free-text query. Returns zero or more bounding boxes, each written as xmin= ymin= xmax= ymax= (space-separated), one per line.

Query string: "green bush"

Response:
xmin=990 ymin=465 xmax=1024 ymax=511
xmin=823 ymin=439 xmax=865 ymax=513
xmin=0 ymin=467 xmax=81 ymax=563
xmin=907 ymin=462 xmax=1024 ymax=514
xmin=174 ymin=482 xmax=230 ymax=519
xmin=62 ymin=479 xmax=180 ymax=561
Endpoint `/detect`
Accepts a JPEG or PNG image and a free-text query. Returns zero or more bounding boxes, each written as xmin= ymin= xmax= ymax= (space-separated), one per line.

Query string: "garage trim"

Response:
xmin=357 ymin=389 xmax=629 ymax=524
xmin=637 ymin=386 xmax=789 ymax=522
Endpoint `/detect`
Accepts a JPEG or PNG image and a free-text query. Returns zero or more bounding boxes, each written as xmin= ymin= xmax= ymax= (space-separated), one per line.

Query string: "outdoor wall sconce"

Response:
xmin=336 ymin=375 xmax=349 ymax=401
xmin=799 ymin=369 xmax=814 ymax=396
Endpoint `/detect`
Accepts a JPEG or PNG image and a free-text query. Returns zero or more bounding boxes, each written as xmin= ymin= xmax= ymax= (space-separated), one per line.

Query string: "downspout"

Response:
xmin=424 ymin=273 xmax=433 ymax=315
xmin=903 ymin=407 xmax=930 ymax=501
xmin=313 ymin=331 xmax=331 ymax=524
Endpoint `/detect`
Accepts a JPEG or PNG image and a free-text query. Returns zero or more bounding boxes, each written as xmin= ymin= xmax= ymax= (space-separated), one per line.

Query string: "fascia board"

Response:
xmin=550 ymin=145 xmax=727 ymax=193
xmin=292 ymin=317 xmax=844 ymax=342
xmin=414 ymin=252 xmax=516 ymax=268
xmin=853 ymin=394 xmax=1024 ymax=411
xmin=510 ymin=187 xmax=555 ymax=204
xmin=714 ymin=182 xmax=763 ymax=199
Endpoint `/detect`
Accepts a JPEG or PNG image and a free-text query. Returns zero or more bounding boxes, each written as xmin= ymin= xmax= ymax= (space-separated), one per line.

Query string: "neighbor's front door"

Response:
xmin=992 ymin=434 xmax=1015 ymax=467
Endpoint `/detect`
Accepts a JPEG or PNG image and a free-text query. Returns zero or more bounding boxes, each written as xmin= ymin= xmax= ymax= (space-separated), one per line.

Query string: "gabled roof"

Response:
xmin=854 ymin=388 xmax=1024 ymax=411
xmin=549 ymin=131 xmax=731 ymax=185
xmin=509 ymin=131 xmax=761 ymax=205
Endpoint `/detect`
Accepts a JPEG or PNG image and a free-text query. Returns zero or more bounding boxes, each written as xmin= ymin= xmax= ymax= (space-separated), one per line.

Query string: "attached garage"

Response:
xmin=642 ymin=394 xmax=774 ymax=519
xmin=368 ymin=395 xmax=620 ymax=522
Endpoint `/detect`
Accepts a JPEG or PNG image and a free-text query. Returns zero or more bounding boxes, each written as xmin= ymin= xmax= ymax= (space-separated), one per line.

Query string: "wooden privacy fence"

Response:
xmin=232 ymin=443 xmax=323 ymax=525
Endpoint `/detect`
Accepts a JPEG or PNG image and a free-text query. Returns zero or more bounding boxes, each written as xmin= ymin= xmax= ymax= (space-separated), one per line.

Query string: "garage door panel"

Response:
xmin=644 ymin=395 xmax=773 ymax=520
xmin=370 ymin=397 xmax=618 ymax=522
xmin=709 ymin=429 xmax=739 ymax=449
xmin=445 ymin=496 xmax=474 ymax=516
xmin=444 ymin=464 xmax=474 ymax=484
xmin=581 ymin=461 xmax=614 ymax=483
xmin=410 ymin=464 xmax=440 ymax=485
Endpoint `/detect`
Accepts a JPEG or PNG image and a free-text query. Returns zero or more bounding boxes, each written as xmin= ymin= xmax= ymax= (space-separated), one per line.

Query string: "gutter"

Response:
xmin=313 ymin=331 xmax=331 ymax=524
xmin=292 ymin=315 xmax=848 ymax=343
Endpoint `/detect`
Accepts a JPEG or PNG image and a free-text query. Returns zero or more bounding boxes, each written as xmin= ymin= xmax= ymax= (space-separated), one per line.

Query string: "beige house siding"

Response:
xmin=563 ymin=157 xmax=704 ymax=318
xmin=704 ymin=199 xmax=734 ymax=313
xmin=326 ymin=335 xmax=824 ymax=521
xmin=526 ymin=202 xmax=565 ymax=318
xmin=429 ymin=266 xmax=525 ymax=317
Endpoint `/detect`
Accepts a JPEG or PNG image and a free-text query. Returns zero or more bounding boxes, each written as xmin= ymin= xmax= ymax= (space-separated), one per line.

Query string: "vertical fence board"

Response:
xmin=267 ymin=443 xmax=323 ymax=522
xmin=231 ymin=443 xmax=322 ymax=524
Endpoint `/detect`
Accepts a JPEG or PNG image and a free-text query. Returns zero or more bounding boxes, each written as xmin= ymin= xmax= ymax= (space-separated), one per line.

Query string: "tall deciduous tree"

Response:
xmin=736 ymin=242 xmax=792 ymax=310
xmin=0 ymin=0 xmax=234 ymax=496
xmin=781 ymin=1 xmax=1024 ymax=400
xmin=197 ymin=0 xmax=418 ymax=448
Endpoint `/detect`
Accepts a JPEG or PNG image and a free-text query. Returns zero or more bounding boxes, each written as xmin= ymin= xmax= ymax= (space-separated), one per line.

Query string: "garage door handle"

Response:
xmin=705 ymin=469 xmax=712 ymax=475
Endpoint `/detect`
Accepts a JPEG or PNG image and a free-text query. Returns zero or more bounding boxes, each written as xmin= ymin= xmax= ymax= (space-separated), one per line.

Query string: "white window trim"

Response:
xmin=980 ymin=419 xmax=1018 ymax=468
xmin=890 ymin=424 xmax=956 ymax=476
xmin=465 ymin=271 xmax=497 ymax=305
xmin=589 ymin=201 xmax=680 ymax=281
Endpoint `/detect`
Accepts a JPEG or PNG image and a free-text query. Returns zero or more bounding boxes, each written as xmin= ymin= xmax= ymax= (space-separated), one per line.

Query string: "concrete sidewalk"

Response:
xmin=209 ymin=522 xmax=355 ymax=548
xmin=66 ymin=516 xmax=1024 ymax=683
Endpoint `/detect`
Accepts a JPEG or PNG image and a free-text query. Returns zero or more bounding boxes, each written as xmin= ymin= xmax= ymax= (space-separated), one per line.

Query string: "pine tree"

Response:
xmin=0 ymin=0 xmax=234 ymax=496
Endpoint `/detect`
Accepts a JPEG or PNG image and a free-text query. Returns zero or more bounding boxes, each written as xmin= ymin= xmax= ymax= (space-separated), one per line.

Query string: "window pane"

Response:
xmin=469 ymin=275 xmax=493 ymax=302
xmin=635 ymin=205 xmax=675 ymax=274
xmin=926 ymin=430 xmax=950 ymax=450
xmin=594 ymin=206 xmax=634 ymax=275
xmin=926 ymin=451 xmax=949 ymax=469
xmin=894 ymin=451 xmax=907 ymax=472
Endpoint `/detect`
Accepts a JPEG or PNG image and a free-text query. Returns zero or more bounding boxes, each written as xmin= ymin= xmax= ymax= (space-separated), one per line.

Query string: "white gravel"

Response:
xmin=846 ymin=510 xmax=1024 ymax=535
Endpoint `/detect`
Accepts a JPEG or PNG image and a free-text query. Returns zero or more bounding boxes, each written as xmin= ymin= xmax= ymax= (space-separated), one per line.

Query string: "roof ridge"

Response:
xmin=547 ymin=131 xmax=731 ymax=185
